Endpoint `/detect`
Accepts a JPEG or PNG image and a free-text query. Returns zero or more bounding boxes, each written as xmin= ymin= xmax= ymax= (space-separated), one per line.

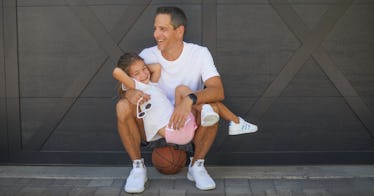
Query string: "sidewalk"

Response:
xmin=1 ymin=165 xmax=374 ymax=195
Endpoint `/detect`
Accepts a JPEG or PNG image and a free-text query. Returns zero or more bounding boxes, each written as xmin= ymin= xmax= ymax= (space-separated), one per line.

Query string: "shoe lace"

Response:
xmin=195 ymin=160 xmax=209 ymax=176
xmin=242 ymin=123 xmax=251 ymax=130
xmin=129 ymin=161 xmax=144 ymax=179
xmin=134 ymin=161 xmax=142 ymax=168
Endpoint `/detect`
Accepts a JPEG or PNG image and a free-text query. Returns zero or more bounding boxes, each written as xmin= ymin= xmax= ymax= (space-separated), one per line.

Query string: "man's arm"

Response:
xmin=170 ymin=76 xmax=224 ymax=129
xmin=147 ymin=63 xmax=161 ymax=83
xmin=194 ymin=76 xmax=224 ymax=104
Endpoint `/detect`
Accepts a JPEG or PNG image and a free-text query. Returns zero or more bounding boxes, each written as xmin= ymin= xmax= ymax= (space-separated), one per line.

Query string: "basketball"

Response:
xmin=152 ymin=146 xmax=187 ymax=175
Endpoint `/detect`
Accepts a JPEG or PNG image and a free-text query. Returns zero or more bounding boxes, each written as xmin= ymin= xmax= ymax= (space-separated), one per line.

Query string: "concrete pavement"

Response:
xmin=1 ymin=165 xmax=374 ymax=195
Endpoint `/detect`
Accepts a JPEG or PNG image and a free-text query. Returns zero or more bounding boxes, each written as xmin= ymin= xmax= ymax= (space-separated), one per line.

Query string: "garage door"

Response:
xmin=1 ymin=0 xmax=373 ymax=165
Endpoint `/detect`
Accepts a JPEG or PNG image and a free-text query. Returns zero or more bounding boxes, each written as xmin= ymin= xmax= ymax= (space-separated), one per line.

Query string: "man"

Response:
xmin=115 ymin=6 xmax=224 ymax=193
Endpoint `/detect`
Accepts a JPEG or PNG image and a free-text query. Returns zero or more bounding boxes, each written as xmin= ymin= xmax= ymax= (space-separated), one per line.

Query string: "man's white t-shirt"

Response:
xmin=139 ymin=42 xmax=220 ymax=104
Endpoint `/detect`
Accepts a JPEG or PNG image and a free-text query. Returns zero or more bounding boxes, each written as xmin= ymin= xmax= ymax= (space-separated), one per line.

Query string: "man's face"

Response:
xmin=153 ymin=14 xmax=181 ymax=52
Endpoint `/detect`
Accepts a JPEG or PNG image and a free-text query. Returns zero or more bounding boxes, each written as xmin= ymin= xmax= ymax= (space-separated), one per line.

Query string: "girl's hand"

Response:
xmin=169 ymin=97 xmax=192 ymax=130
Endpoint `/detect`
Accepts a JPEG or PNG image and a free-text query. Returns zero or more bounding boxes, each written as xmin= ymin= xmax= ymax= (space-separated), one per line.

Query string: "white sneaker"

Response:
xmin=201 ymin=104 xmax=219 ymax=127
xmin=187 ymin=157 xmax=216 ymax=190
xmin=229 ymin=117 xmax=258 ymax=135
xmin=124 ymin=159 xmax=147 ymax=193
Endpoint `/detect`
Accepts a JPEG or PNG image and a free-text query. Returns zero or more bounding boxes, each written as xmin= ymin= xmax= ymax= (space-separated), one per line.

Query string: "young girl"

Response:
xmin=113 ymin=53 xmax=257 ymax=145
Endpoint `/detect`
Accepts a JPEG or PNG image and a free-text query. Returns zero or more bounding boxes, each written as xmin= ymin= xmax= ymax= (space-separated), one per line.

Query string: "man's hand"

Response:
xmin=125 ymin=89 xmax=151 ymax=105
xmin=169 ymin=96 xmax=193 ymax=130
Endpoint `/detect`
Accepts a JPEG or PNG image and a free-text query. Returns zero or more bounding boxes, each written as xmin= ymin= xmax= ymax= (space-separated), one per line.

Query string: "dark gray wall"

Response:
xmin=1 ymin=0 xmax=374 ymax=165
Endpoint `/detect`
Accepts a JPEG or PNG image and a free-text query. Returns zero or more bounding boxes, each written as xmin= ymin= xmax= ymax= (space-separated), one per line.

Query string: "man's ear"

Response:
xmin=176 ymin=25 xmax=185 ymax=38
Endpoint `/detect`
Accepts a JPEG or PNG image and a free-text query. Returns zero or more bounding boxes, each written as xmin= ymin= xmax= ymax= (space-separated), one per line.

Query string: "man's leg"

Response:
xmin=192 ymin=103 xmax=219 ymax=163
xmin=116 ymin=98 xmax=147 ymax=193
xmin=116 ymin=98 xmax=143 ymax=160
xmin=187 ymin=103 xmax=219 ymax=190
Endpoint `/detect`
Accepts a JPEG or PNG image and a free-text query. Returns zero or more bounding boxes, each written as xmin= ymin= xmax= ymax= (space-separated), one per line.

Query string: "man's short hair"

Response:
xmin=156 ymin=6 xmax=187 ymax=30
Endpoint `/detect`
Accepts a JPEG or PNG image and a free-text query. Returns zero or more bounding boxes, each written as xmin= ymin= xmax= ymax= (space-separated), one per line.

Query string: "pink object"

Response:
xmin=165 ymin=113 xmax=197 ymax=145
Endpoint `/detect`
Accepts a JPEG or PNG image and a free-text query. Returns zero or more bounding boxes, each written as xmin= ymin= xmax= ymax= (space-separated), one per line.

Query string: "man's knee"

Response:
xmin=207 ymin=102 xmax=219 ymax=113
xmin=116 ymin=99 xmax=133 ymax=122
xmin=194 ymin=124 xmax=218 ymax=142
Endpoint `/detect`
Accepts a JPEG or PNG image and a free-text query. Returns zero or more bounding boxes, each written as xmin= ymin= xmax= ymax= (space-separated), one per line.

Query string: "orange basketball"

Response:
xmin=152 ymin=146 xmax=187 ymax=175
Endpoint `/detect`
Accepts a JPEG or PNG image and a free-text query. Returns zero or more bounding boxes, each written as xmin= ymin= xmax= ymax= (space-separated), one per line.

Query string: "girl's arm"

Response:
xmin=147 ymin=63 xmax=161 ymax=83
xmin=112 ymin=67 xmax=135 ymax=89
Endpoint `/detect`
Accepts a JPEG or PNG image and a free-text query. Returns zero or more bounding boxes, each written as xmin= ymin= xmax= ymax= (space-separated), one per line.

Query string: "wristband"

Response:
xmin=187 ymin=93 xmax=197 ymax=105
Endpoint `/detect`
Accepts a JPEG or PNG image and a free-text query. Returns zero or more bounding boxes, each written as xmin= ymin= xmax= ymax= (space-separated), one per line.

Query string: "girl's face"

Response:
xmin=128 ymin=60 xmax=151 ymax=84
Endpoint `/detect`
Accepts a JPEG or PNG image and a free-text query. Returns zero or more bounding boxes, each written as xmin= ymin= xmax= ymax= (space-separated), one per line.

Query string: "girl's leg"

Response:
xmin=175 ymin=85 xmax=193 ymax=105
xmin=174 ymin=85 xmax=240 ymax=124
xmin=158 ymin=127 xmax=166 ymax=137
xmin=216 ymin=102 xmax=239 ymax=123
